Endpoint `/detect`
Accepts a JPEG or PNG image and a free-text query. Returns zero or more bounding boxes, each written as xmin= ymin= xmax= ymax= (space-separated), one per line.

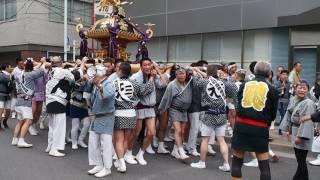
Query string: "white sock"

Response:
xmin=178 ymin=146 xmax=185 ymax=154
xmin=159 ymin=142 xmax=164 ymax=147
xmin=127 ymin=150 xmax=133 ymax=156
xmin=138 ymin=149 xmax=145 ymax=156
xmin=119 ymin=158 xmax=125 ymax=164
xmin=199 ymin=160 xmax=206 ymax=165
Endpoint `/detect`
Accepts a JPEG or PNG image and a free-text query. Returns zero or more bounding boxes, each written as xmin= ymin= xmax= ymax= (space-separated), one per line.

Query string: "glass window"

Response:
xmin=5 ymin=0 xmax=16 ymax=20
xmin=49 ymin=0 xmax=64 ymax=22
xmin=168 ymin=34 xmax=201 ymax=65
xmin=0 ymin=0 xmax=4 ymax=21
xmin=243 ymin=29 xmax=272 ymax=69
xmin=220 ymin=31 xmax=242 ymax=64
xmin=73 ymin=0 xmax=92 ymax=26
xmin=203 ymin=33 xmax=221 ymax=62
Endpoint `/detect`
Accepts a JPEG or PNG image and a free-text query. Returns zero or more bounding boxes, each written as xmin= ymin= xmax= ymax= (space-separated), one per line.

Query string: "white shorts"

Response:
xmin=200 ymin=122 xmax=226 ymax=137
xmin=0 ymin=100 xmax=11 ymax=109
xmin=15 ymin=106 xmax=33 ymax=120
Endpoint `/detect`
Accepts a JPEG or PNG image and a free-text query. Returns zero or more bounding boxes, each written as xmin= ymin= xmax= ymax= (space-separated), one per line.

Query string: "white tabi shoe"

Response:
xmin=190 ymin=161 xmax=206 ymax=169
xmin=45 ymin=145 xmax=51 ymax=153
xmin=94 ymin=168 xmax=111 ymax=178
xmin=88 ymin=166 xmax=103 ymax=175
xmin=208 ymin=145 xmax=216 ymax=155
xmin=78 ymin=141 xmax=88 ymax=148
xmin=189 ymin=150 xmax=200 ymax=157
xmin=178 ymin=147 xmax=189 ymax=160
xmin=11 ymin=137 xmax=18 ymax=146
xmin=17 ymin=138 xmax=33 ymax=148
xmin=28 ymin=126 xmax=39 ymax=136
xmin=72 ymin=144 xmax=78 ymax=150
xmin=244 ymin=159 xmax=259 ymax=167
xmin=219 ymin=163 xmax=231 ymax=172
xmin=309 ymin=155 xmax=320 ymax=166
xmin=124 ymin=151 xmax=137 ymax=164
xmin=135 ymin=152 xmax=147 ymax=165
xmin=157 ymin=144 xmax=170 ymax=154
xmin=117 ymin=159 xmax=126 ymax=173
xmin=49 ymin=149 xmax=65 ymax=157
xmin=146 ymin=145 xmax=155 ymax=154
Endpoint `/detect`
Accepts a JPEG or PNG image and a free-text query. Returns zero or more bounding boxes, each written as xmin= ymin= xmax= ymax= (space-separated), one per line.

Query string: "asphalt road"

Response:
xmin=0 ymin=119 xmax=319 ymax=180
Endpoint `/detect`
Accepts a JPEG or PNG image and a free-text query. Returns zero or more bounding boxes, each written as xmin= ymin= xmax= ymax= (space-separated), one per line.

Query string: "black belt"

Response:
xmin=171 ymin=106 xmax=187 ymax=113
xmin=94 ymin=112 xmax=113 ymax=118
xmin=136 ymin=103 xmax=154 ymax=110
xmin=201 ymin=106 xmax=226 ymax=115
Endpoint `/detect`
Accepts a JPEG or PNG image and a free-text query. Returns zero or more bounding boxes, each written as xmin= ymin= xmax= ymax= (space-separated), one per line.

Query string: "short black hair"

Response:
xmin=119 ymin=62 xmax=131 ymax=79
xmin=197 ymin=60 xmax=208 ymax=66
xmin=249 ymin=61 xmax=257 ymax=74
xmin=280 ymin=70 xmax=289 ymax=74
xmin=115 ymin=59 xmax=124 ymax=65
xmin=293 ymin=62 xmax=301 ymax=67
xmin=16 ymin=57 xmax=23 ymax=64
xmin=140 ymin=58 xmax=152 ymax=66
xmin=104 ymin=57 xmax=115 ymax=64
xmin=0 ymin=64 xmax=9 ymax=71
xmin=190 ymin=62 xmax=199 ymax=67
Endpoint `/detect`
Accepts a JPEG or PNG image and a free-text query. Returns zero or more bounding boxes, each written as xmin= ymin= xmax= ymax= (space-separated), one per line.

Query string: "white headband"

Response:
xmin=228 ymin=64 xmax=237 ymax=71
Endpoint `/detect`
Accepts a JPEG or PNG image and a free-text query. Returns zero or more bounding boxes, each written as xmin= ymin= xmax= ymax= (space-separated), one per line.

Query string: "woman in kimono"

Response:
xmin=113 ymin=62 xmax=154 ymax=172
xmin=87 ymin=65 xmax=116 ymax=178
xmin=159 ymin=67 xmax=192 ymax=160
xmin=280 ymin=80 xmax=316 ymax=180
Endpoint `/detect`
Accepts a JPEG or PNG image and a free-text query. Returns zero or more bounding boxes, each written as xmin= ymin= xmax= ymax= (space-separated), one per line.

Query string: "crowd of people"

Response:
xmin=0 ymin=56 xmax=319 ymax=180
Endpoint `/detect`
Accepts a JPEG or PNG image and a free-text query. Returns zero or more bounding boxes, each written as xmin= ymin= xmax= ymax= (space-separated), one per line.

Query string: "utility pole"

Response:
xmin=73 ymin=40 xmax=77 ymax=62
xmin=64 ymin=0 xmax=68 ymax=61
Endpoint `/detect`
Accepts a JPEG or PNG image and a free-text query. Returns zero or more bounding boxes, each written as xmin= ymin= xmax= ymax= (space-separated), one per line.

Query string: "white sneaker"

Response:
xmin=117 ymin=159 xmax=126 ymax=173
xmin=17 ymin=139 xmax=33 ymax=148
xmin=72 ymin=144 xmax=78 ymax=150
xmin=219 ymin=163 xmax=231 ymax=172
xmin=45 ymin=144 xmax=51 ymax=153
xmin=124 ymin=152 xmax=137 ymax=164
xmin=135 ymin=152 xmax=147 ymax=165
xmin=11 ymin=137 xmax=18 ymax=146
xmin=146 ymin=145 xmax=155 ymax=154
xmin=190 ymin=161 xmax=206 ymax=169
xmin=94 ymin=168 xmax=111 ymax=178
xmin=88 ymin=166 xmax=103 ymax=175
xmin=208 ymin=145 xmax=216 ymax=155
xmin=171 ymin=147 xmax=180 ymax=159
xmin=78 ymin=141 xmax=88 ymax=148
xmin=49 ymin=149 xmax=65 ymax=157
xmin=309 ymin=156 xmax=320 ymax=166
xmin=190 ymin=150 xmax=200 ymax=157
xmin=157 ymin=145 xmax=170 ymax=154
xmin=28 ymin=126 xmax=38 ymax=136
xmin=244 ymin=159 xmax=259 ymax=167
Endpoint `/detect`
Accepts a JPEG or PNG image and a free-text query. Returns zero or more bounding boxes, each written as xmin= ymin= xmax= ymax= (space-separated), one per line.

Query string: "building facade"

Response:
xmin=125 ymin=0 xmax=320 ymax=84
xmin=0 ymin=0 xmax=93 ymax=64
xmin=0 ymin=0 xmax=320 ymax=83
